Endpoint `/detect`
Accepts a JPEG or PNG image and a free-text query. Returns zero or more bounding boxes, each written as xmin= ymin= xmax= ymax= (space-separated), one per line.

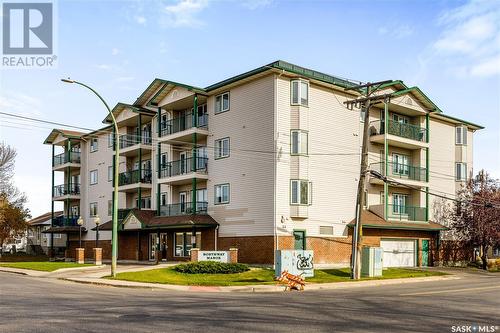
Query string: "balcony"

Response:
xmin=53 ymin=183 xmax=80 ymax=201
xmin=53 ymin=152 xmax=81 ymax=171
xmin=118 ymin=133 xmax=152 ymax=157
xmin=369 ymin=120 xmax=428 ymax=149
xmin=52 ymin=216 xmax=79 ymax=227
xmin=118 ymin=208 xmax=132 ymax=221
xmin=118 ymin=169 xmax=152 ymax=192
xmin=159 ymin=113 xmax=208 ymax=144
xmin=159 ymin=202 xmax=208 ymax=217
xmin=370 ymin=204 xmax=427 ymax=222
xmin=158 ymin=157 xmax=208 ymax=185
xmin=370 ymin=162 xmax=428 ymax=187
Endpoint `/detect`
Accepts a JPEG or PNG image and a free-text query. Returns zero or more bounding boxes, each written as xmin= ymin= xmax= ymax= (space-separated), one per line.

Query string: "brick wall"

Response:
xmin=218 ymin=236 xmax=275 ymax=264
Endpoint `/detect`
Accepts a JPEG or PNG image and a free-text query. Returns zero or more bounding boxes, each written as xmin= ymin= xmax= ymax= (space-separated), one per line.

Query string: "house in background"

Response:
xmin=27 ymin=211 xmax=66 ymax=255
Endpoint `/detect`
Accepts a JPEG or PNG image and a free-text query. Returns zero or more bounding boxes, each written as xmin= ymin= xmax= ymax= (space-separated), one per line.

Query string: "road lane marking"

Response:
xmin=400 ymin=285 xmax=500 ymax=296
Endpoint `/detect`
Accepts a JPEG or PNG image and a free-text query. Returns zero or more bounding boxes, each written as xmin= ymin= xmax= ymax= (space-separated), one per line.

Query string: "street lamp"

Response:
xmin=94 ymin=215 xmax=100 ymax=249
xmin=77 ymin=216 xmax=83 ymax=248
xmin=61 ymin=78 xmax=119 ymax=277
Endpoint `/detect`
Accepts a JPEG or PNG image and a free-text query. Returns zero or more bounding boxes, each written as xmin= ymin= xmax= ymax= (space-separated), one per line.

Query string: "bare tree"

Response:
xmin=453 ymin=170 xmax=500 ymax=270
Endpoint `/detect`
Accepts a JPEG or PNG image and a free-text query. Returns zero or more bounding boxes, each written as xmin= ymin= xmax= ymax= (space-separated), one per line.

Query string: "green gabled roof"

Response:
xmin=204 ymin=60 xmax=362 ymax=91
xmin=102 ymin=102 xmax=156 ymax=124
xmin=43 ymin=129 xmax=85 ymax=144
xmin=433 ymin=113 xmax=484 ymax=130
xmin=390 ymin=86 xmax=443 ymax=113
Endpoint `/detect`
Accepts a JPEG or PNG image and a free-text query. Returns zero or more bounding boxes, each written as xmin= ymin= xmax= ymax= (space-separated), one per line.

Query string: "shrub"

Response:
xmin=173 ymin=261 xmax=250 ymax=274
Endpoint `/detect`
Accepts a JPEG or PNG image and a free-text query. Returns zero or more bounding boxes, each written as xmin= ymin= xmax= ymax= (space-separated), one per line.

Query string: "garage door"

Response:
xmin=380 ymin=239 xmax=416 ymax=267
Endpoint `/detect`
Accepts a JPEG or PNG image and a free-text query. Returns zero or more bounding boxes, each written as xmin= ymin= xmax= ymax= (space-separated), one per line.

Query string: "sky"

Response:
xmin=0 ymin=0 xmax=499 ymax=217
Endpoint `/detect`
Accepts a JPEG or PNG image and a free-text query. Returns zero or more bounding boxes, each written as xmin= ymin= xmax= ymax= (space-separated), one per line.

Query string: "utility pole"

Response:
xmin=344 ymin=80 xmax=392 ymax=279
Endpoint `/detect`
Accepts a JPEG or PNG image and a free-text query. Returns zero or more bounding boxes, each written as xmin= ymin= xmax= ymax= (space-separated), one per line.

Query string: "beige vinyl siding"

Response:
xmin=275 ymin=76 xmax=359 ymax=238
xmin=208 ymin=74 xmax=275 ymax=237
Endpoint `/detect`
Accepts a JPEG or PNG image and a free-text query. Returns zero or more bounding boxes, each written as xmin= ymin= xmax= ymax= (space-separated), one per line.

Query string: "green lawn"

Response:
xmin=0 ymin=262 xmax=93 ymax=272
xmin=109 ymin=267 xmax=446 ymax=286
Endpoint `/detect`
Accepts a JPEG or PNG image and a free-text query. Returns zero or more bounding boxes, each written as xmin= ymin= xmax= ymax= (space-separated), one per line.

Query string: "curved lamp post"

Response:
xmin=61 ymin=78 xmax=119 ymax=277
xmin=77 ymin=216 xmax=83 ymax=248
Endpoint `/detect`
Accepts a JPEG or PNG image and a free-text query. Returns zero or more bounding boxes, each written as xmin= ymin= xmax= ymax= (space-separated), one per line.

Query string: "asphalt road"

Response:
xmin=0 ymin=269 xmax=499 ymax=333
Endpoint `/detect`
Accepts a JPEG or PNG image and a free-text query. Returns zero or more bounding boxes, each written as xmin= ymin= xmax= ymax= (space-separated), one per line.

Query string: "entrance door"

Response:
xmin=179 ymin=192 xmax=187 ymax=214
xmin=293 ymin=230 xmax=306 ymax=250
xmin=421 ymin=240 xmax=429 ymax=267
xmin=196 ymin=189 xmax=207 ymax=212
xmin=380 ymin=239 xmax=416 ymax=267
xmin=179 ymin=152 xmax=187 ymax=174
xmin=149 ymin=233 xmax=158 ymax=261
xmin=160 ymin=233 xmax=168 ymax=261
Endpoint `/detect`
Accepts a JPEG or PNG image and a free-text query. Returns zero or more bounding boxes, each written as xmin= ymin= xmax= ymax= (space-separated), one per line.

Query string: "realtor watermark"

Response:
xmin=451 ymin=325 xmax=499 ymax=332
xmin=1 ymin=1 xmax=57 ymax=68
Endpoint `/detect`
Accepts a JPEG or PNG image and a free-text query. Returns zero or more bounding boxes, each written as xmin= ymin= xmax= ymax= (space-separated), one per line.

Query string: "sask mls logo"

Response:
xmin=2 ymin=1 xmax=57 ymax=68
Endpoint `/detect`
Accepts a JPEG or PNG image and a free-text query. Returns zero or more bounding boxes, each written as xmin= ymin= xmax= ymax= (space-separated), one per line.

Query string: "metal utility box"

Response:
xmin=361 ymin=247 xmax=383 ymax=277
xmin=275 ymin=250 xmax=314 ymax=278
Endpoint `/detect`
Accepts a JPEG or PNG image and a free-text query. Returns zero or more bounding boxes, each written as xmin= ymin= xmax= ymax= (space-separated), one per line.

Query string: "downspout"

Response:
xmin=192 ymin=94 xmax=198 ymax=214
xmin=50 ymin=144 xmax=55 ymax=256
xmin=273 ymin=74 xmax=278 ymax=261
xmin=138 ymin=114 xmax=142 ymax=210
xmin=157 ymin=107 xmax=161 ymax=216
xmin=425 ymin=113 xmax=430 ymax=221
xmin=214 ymin=225 xmax=219 ymax=250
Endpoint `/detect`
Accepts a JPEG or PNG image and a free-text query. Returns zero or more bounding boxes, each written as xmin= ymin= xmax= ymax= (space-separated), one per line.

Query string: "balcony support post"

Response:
xmin=50 ymin=144 xmax=55 ymax=258
xmin=384 ymin=102 xmax=389 ymax=220
xmin=425 ymin=113 xmax=429 ymax=221
xmin=191 ymin=94 xmax=198 ymax=215
xmin=138 ymin=147 xmax=142 ymax=210
xmin=157 ymin=107 xmax=162 ymax=216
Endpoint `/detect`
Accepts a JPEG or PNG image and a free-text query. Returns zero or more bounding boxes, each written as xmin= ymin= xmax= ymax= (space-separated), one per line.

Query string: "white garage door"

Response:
xmin=380 ymin=239 xmax=416 ymax=267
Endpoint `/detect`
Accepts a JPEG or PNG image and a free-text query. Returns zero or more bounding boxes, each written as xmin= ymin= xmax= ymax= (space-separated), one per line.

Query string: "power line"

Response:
xmin=0 ymin=111 xmax=94 ymax=132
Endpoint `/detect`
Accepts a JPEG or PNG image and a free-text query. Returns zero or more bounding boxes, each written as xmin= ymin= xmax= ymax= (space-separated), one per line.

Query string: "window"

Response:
xmin=291 ymin=130 xmax=308 ymax=155
xmin=108 ymin=166 xmax=113 ymax=182
xmin=90 ymin=170 xmax=98 ymax=185
xmin=392 ymin=114 xmax=409 ymax=124
xmin=392 ymin=194 xmax=408 ymax=214
xmin=215 ymin=92 xmax=230 ymax=114
xmin=290 ymin=180 xmax=312 ymax=205
xmin=214 ymin=184 xmax=230 ymax=204
xmin=90 ymin=138 xmax=98 ymax=152
xmin=160 ymin=153 xmax=168 ymax=168
xmin=107 ymin=133 xmax=114 ymax=148
xmin=174 ymin=232 xmax=201 ymax=257
xmin=215 ymin=138 xmax=230 ymax=159
xmin=161 ymin=192 xmax=168 ymax=206
xmin=392 ymin=153 xmax=409 ymax=176
xmin=319 ymin=226 xmax=334 ymax=236
xmin=380 ymin=191 xmax=385 ymax=205
xmin=456 ymin=126 xmax=468 ymax=145
xmin=291 ymin=80 xmax=309 ymax=106
xmin=90 ymin=202 xmax=98 ymax=217
xmin=107 ymin=200 xmax=112 ymax=216
xmin=136 ymin=197 xmax=151 ymax=209
xmin=456 ymin=163 xmax=467 ymax=181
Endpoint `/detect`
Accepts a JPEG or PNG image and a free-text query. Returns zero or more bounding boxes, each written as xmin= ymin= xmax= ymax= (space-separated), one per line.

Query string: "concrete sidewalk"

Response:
xmin=62 ymin=274 xmax=460 ymax=293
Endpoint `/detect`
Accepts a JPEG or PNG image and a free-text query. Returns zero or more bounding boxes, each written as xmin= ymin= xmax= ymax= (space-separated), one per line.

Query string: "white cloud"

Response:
xmin=111 ymin=48 xmax=120 ymax=56
xmin=95 ymin=64 xmax=112 ymax=70
xmin=161 ymin=0 xmax=209 ymax=28
xmin=431 ymin=0 xmax=500 ymax=78
xmin=135 ymin=15 xmax=146 ymax=25
xmin=377 ymin=24 xmax=414 ymax=39
xmin=240 ymin=0 xmax=273 ymax=10
xmin=0 ymin=91 xmax=42 ymax=118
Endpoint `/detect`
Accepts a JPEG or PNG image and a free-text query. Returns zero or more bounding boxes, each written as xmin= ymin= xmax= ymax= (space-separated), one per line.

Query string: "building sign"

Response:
xmin=198 ymin=251 xmax=229 ymax=263
xmin=275 ymin=250 xmax=314 ymax=278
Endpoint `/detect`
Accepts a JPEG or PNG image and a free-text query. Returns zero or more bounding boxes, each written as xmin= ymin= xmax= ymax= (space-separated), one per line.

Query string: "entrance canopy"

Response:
xmin=348 ymin=210 xmax=447 ymax=231
xmin=96 ymin=209 xmax=219 ymax=232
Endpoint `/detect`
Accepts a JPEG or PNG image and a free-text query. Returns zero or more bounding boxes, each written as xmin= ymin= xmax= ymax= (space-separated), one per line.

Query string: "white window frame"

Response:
xmin=90 ymin=138 xmax=98 ymax=152
xmin=392 ymin=153 xmax=410 ymax=176
xmin=89 ymin=202 xmax=98 ymax=217
xmin=107 ymin=200 xmax=112 ymax=216
xmin=290 ymin=180 xmax=312 ymax=205
xmin=456 ymin=162 xmax=467 ymax=181
xmin=90 ymin=170 xmax=98 ymax=185
xmin=174 ymin=232 xmax=201 ymax=257
xmin=215 ymin=92 xmax=230 ymax=114
xmin=108 ymin=166 xmax=113 ymax=182
xmin=291 ymin=130 xmax=308 ymax=155
xmin=290 ymin=79 xmax=309 ymax=106
xmin=107 ymin=133 xmax=114 ymax=148
xmin=455 ymin=126 xmax=468 ymax=145
xmin=392 ymin=193 xmax=408 ymax=215
xmin=215 ymin=137 xmax=230 ymax=159
xmin=214 ymin=184 xmax=230 ymax=205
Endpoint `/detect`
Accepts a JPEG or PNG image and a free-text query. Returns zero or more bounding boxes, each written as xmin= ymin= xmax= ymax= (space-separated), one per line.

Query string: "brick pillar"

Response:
xmin=191 ymin=248 xmax=199 ymax=262
xmin=417 ymin=239 xmax=423 ymax=267
xmin=229 ymin=248 xmax=238 ymax=263
xmin=75 ymin=248 xmax=85 ymax=264
xmin=93 ymin=248 xmax=102 ymax=266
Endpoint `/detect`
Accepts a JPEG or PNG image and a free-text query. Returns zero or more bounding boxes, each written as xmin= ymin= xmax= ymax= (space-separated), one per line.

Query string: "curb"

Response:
xmin=61 ymin=274 xmax=460 ymax=293
xmin=0 ymin=265 xmax=105 ymax=277
xmin=0 ymin=268 xmax=29 ymax=276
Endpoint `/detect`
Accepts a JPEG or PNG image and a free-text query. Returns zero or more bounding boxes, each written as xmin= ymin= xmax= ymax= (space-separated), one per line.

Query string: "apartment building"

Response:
xmin=43 ymin=60 xmax=483 ymax=267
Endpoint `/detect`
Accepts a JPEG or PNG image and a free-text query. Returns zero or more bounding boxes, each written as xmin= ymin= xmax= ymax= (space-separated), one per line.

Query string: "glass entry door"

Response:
xmin=160 ymin=233 xmax=167 ymax=261
xmin=149 ymin=233 xmax=158 ymax=261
